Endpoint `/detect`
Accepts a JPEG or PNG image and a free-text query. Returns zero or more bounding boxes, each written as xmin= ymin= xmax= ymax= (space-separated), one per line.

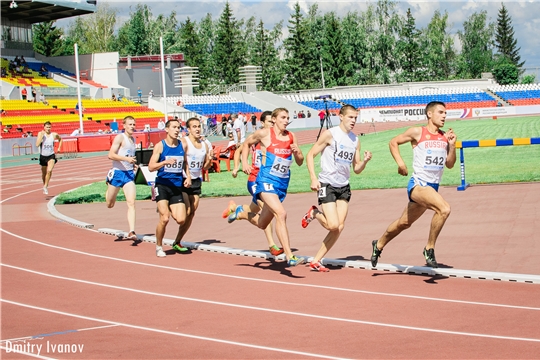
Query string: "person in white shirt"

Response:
xmin=70 ymin=128 xmax=81 ymax=137
xmin=157 ymin=119 xmax=166 ymax=131
xmin=231 ymin=113 xmax=246 ymax=170
xmin=35 ymin=121 xmax=62 ymax=195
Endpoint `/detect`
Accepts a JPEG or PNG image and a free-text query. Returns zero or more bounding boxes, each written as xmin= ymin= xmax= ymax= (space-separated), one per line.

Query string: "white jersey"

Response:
xmin=112 ymin=133 xmax=136 ymax=171
xmin=185 ymin=136 xmax=207 ymax=179
xmin=40 ymin=133 xmax=55 ymax=156
xmin=318 ymin=127 xmax=358 ymax=187
xmin=412 ymin=127 xmax=449 ymax=184
xmin=233 ymin=118 xmax=246 ymax=143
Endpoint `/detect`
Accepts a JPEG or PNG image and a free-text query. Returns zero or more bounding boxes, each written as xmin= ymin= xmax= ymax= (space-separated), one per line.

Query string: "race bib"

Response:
xmin=253 ymin=149 xmax=262 ymax=168
xmin=336 ymin=145 xmax=355 ymax=165
xmin=107 ymin=168 xmax=115 ymax=181
xmin=269 ymin=157 xmax=292 ymax=179
xmin=423 ymin=149 xmax=446 ymax=171
xmin=164 ymin=156 xmax=183 ymax=173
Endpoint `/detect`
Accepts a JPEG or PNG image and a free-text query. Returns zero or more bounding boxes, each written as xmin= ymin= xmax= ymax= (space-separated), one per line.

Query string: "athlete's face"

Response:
xmin=167 ymin=121 xmax=181 ymax=139
xmin=262 ymin=115 xmax=274 ymax=129
xmin=43 ymin=124 xmax=52 ymax=134
xmin=273 ymin=111 xmax=289 ymax=131
xmin=188 ymin=120 xmax=201 ymax=139
xmin=428 ymin=105 xmax=447 ymax=128
xmin=340 ymin=109 xmax=358 ymax=132
xmin=123 ymin=119 xmax=136 ymax=135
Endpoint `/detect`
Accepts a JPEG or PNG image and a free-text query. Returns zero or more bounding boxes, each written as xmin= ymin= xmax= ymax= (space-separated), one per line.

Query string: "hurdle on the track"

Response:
xmin=61 ymin=138 xmax=79 ymax=159
xmin=456 ymin=137 xmax=540 ymax=191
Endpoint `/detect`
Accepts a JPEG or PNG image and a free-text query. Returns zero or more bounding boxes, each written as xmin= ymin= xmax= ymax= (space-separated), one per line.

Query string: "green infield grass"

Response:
xmin=56 ymin=116 xmax=540 ymax=204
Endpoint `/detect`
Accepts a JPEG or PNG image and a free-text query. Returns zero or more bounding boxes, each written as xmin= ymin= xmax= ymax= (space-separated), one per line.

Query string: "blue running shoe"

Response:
xmin=227 ymin=205 xmax=244 ymax=224
xmin=288 ymin=255 xmax=304 ymax=267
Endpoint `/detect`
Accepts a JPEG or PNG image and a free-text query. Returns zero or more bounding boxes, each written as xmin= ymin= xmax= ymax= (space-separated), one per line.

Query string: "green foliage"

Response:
xmin=457 ymin=11 xmax=494 ymax=79
xmin=419 ymin=10 xmax=456 ymax=81
xmin=32 ymin=21 xmax=65 ymax=57
xmin=321 ymin=12 xmax=353 ymax=87
xmin=520 ymin=74 xmax=536 ymax=84
xmin=492 ymin=56 xmax=519 ymax=85
xmin=396 ymin=8 xmax=421 ymax=83
xmin=495 ymin=3 xmax=524 ymax=69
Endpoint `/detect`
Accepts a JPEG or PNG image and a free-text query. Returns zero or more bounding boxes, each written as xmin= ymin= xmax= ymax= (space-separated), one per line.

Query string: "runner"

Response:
xmin=224 ymin=108 xmax=304 ymax=266
xmin=226 ymin=110 xmax=283 ymax=256
xmin=148 ymin=118 xmax=191 ymax=257
xmin=302 ymin=105 xmax=372 ymax=272
xmin=36 ymin=121 xmax=62 ymax=195
xmin=370 ymin=101 xmax=456 ymax=268
xmin=105 ymin=116 xmax=137 ymax=240
xmin=172 ymin=117 xmax=211 ymax=252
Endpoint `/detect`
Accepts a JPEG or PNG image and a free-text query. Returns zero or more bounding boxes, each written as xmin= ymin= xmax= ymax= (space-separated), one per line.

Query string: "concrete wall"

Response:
xmin=231 ymin=91 xmax=315 ymax=114
xmin=117 ymin=66 xmax=179 ymax=101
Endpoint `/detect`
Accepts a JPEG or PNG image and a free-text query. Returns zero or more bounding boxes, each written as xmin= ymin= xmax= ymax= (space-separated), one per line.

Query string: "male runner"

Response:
xmin=105 ymin=116 xmax=137 ymax=240
xmin=371 ymin=101 xmax=456 ymax=268
xmin=226 ymin=111 xmax=283 ymax=256
xmin=172 ymin=117 xmax=211 ymax=252
xmin=148 ymin=119 xmax=191 ymax=257
xmin=302 ymin=105 xmax=372 ymax=272
xmin=226 ymin=108 xmax=304 ymax=266
xmin=36 ymin=121 xmax=62 ymax=195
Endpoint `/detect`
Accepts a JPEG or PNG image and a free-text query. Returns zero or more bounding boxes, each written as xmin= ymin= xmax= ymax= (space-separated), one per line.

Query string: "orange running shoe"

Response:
xmin=301 ymin=205 xmax=318 ymax=228
xmin=222 ymin=200 xmax=236 ymax=218
xmin=309 ymin=261 xmax=329 ymax=272
xmin=269 ymin=245 xmax=284 ymax=256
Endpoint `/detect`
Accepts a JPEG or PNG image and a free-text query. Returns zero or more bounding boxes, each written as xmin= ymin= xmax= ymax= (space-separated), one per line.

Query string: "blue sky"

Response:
xmin=58 ymin=0 xmax=540 ymax=70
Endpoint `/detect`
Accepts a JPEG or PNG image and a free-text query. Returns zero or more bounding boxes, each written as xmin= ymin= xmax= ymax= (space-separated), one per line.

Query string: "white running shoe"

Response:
xmin=156 ymin=247 xmax=166 ymax=258
xmin=43 ymin=187 xmax=48 ymax=195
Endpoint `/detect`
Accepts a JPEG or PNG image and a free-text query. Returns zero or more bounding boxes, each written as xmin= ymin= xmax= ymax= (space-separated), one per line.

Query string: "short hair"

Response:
xmin=339 ymin=104 xmax=357 ymax=115
xmin=186 ymin=117 xmax=200 ymax=128
xmin=260 ymin=110 xmax=272 ymax=122
xmin=271 ymin=107 xmax=289 ymax=119
xmin=43 ymin=121 xmax=51 ymax=126
xmin=425 ymin=101 xmax=446 ymax=119
xmin=123 ymin=116 xmax=135 ymax=124
xmin=165 ymin=118 xmax=180 ymax=128
xmin=230 ymin=113 xmax=239 ymax=119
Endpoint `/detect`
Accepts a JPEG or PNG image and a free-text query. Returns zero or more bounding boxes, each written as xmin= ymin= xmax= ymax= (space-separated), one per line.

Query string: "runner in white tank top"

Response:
xmin=172 ymin=117 xmax=212 ymax=252
xmin=303 ymin=105 xmax=372 ymax=272
xmin=371 ymin=101 xmax=457 ymax=269
xmin=105 ymin=116 xmax=138 ymax=241
xmin=36 ymin=121 xmax=63 ymax=195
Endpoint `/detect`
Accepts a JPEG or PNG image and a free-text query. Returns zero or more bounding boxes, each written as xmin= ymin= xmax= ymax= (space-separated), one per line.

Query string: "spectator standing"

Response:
xmin=157 ymin=119 xmax=166 ymax=131
xmin=137 ymin=87 xmax=142 ymax=103
xmin=21 ymin=87 xmax=27 ymax=100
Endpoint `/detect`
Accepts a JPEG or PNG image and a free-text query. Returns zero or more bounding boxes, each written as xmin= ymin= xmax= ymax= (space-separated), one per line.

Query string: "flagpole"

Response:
xmin=74 ymin=43 xmax=84 ymax=134
xmin=160 ymin=36 xmax=168 ymax=122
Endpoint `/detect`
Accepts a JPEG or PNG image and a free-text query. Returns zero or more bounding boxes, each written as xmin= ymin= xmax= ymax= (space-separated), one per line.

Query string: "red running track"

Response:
xmin=2 ymin=145 xmax=540 ymax=359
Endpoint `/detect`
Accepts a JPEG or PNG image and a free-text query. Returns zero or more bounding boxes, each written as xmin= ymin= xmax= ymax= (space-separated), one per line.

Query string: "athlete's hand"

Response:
xmin=243 ymin=164 xmax=253 ymax=175
xmin=445 ymin=128 xmax=456 ymax=145
xmin=127 ymin=156 xmax=137 ymax=165
xmin=291 ymin=143 xmax=300 ymax=154
xmin=163 ymin=158 xmax=176 ymax=166
xmin=310 ymin=179 xmax=321 ymax=192
xmin=363 ymin=151 xmax=372 ymax=162
xmin=232 ymin=169 xmax=238 ymax=178
xmin=398 ymin=163 xmax=408 ymax=176
xmin=184 ymin=177 xmax=191 ymax=188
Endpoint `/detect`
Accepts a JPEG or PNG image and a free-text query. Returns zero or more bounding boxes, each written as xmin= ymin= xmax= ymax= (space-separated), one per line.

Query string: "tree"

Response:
xmin=213 ymin=2 xmax=246 ymax=85
xmin=492 ymin=56 xmax=519 ymax=84
xmin=251 ymin=20 xmax=284 ymax=91
xmin=373 ymin=0 xmax=401 ymax=84
xmin=196 ymin=13 xmax=216 ymax=91
xmin=396 ymin=8 xmax=421 ymax=83
xmin=123 ymin=4 xmax=152 ymax=56
xmin=33 ymin=21 xmax=64 ymax=57
xmin=419 ymin=10 xmax=457 ymax=80
xmin=457 ymin=11 xmax=494 ymax=79
xmin=494 ymin=3 xmax=524 ymax=69
xmin=320 ymin=12 xmax=352 ymax=87
xmin=60 ymin=17 xmax=87 ymax=55
xmin=520 ymin=74 xmax=536 ymax=84
xmin=83 ymin=3 xmax=117 ymax=53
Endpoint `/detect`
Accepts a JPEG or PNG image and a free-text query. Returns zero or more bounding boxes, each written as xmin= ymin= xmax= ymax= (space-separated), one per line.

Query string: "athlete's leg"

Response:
xmin=257 ymin=192 xmax=294 ymax=259
xmin=174 ymin=194 xmax=198 ymax=243
xmin=122 ymin=181 xmax=136 ymax=233
xmin=156 ymin=200 xmax=170 ymax=247
xmin=250 ymin=200 xmax=277 ymax=248
xmin=43 ymin=158 xmax=56 ymax=188
xmin=409 ymin=186 xmax=451 ymax=249
xmin=105 ymin=185 xmax=121 ymax=208
xmin=40 ymin=166 xmax=47 ymax=185
xmin=377 ymin=201 xmax=427 ymax=250
xmin=312 ymin=200 xmax=349 ymax=263
xmin=169 ymin=201 xmax=187 ymax=227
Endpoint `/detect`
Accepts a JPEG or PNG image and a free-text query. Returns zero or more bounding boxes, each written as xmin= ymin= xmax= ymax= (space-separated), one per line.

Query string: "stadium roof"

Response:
xmin=1 ymin=0 xmax=96 ymax=24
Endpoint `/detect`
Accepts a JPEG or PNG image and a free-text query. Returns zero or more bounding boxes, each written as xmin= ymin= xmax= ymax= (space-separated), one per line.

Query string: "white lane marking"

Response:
xmin=1 ymin=228 xmax=539 ymax=312
xmin=1 ymin=299 xmax=349 ymax=360
xmin=0 ymin=325 xmax=119 ymax=343
xmin=4 ymin=264 xmax=540 ymax=343
xmin=0 ymin=346 xmax=56 ymax=360
xmin=0 ymin=181 xmax=86 ymax=204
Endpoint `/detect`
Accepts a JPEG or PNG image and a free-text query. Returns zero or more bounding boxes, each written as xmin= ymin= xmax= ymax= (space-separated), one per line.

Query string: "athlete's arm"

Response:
xmin=202 ymin=142 xmax=212 ymax=170
xmin=181 ymin=138 xmax=191 ymax=188
xmin=352 ymin=141 xmax=372 ymax=175
xmin=242 ymin=128 xmax=268 ymax=175
xmin=107 ymin=135 xmax=135 ymax=164
xmin=389 ymin=127 xmax=421 ymax=176
xmin=35 ymin=131 xmax=44 ymax=147
xmin=444 ymin=128 xmax=457 ymax=169
xmin=306 ymin=130 xmax=332 ymax=191
xmin=55 ymin=133 xmax=63 ymax=153
xmin=233 ymin=133 xmax=255 ymax=177
xmin=148 ymin=141 xmax=173 ymax=172
xmin=291 ymin=133 xmax=304 ymax=166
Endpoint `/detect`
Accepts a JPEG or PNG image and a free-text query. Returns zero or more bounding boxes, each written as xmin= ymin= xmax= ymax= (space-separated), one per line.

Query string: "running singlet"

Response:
xmin=247 ymin=143 xmax=263 ymax=182
xmin=256 ymin=130 xmax=294 ymax=189
xmin=185 ymin=136 xmax=207 ymax=180
xmin=40 ymin=133 xmax=55 ymax=156
xmin=112 ymin=133 xmax=136 ymax=171
xmin=318 ymin=127 xmax=358 ymax=187
xmin=156 ymin=140 xmax=185 ymax=187
xmin=412 ymin=127 xmax=449 ymax=184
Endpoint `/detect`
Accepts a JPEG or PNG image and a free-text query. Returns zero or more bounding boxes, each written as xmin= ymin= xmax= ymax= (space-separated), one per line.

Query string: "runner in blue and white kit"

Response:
xmin=302 ymin=105 xmax=372 ymax=272
xmin=36 ymin=121 xmax=62 ymax=195
xmin=106 ymin=116 xmax=137 ymax=240
xmin=371 ymin=101 xmax=457 ymax=268
xmin=172 ymin=117 xmax=211 ymax=253
xmin=149 ymin=118 xmax=191 ymax=258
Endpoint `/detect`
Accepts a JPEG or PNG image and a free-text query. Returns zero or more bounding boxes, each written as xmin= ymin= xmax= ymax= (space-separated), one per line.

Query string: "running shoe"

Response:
xmin=301 ymin=205 xmax=317 ymax=228
xmin=423 ymin=247 xmax=438 ymax=268
xmin=227 ymin=205 xmax=244 ymax=224
xmin=156 ymin=247 xmax=166 ymax=258
xmin=125 ymin=231 xmax=137 ymax=241
xmin=269 ymin=245 xmax=284 ymax=256
xmin=310 ymin=261 xmax=329 ymax=272
xmin=172 ymin=242 xmax=189 ymax=252
xmin=43 ymin=187 xmax=48 ymax=195
xmin=288 ymin=255 xmax=305 ymax=267
xmin=222 ymin=200 xmax=236 ymax=218
xmin=370 ymin=240 xmax=383 ymax=267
